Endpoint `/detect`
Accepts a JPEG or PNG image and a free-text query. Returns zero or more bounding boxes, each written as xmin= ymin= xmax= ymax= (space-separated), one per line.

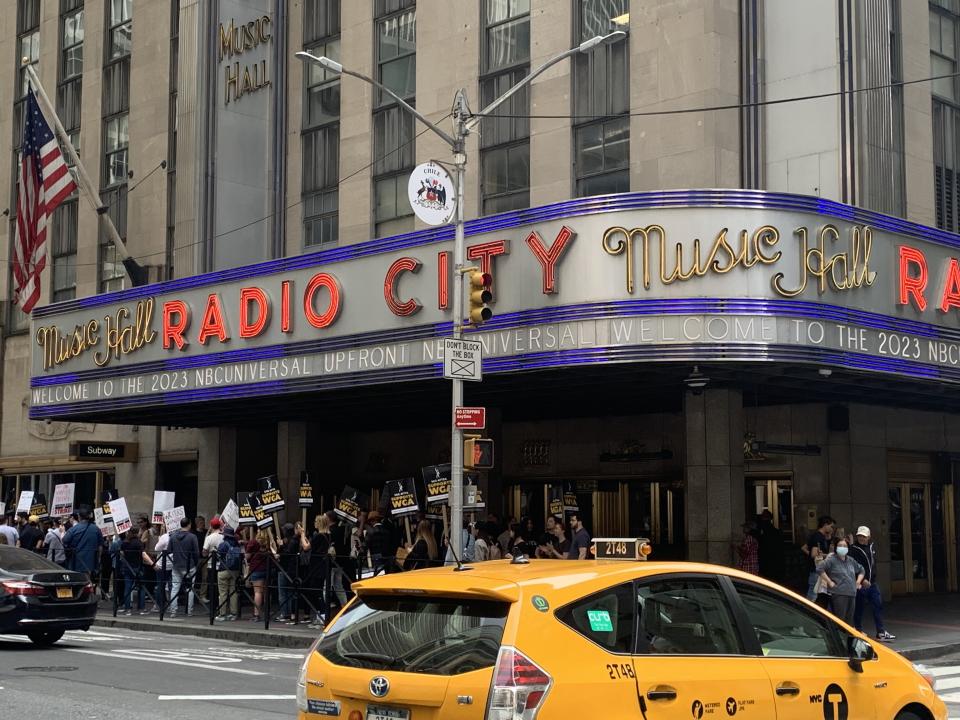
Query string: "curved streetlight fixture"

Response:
xmin=297 ymin=28 xmax=628 ymax=562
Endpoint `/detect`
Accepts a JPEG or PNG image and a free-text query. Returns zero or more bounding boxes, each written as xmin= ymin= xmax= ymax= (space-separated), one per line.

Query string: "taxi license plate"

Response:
xmin=56 ymin=587 xmax=73 ymax=599
xmin=366 ymin=706 xmax=409 ymax=720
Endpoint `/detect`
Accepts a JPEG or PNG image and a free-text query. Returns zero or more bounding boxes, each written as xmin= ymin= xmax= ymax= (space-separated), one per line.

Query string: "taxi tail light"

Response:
xmin=486 ymin=646 xmax=551 ymax=720
xmin=1 ymin=580 xmax=45 ymax=596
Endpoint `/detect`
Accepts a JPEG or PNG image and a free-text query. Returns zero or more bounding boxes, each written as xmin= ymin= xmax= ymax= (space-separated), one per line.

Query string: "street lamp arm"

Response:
xmin=296 ymin=51 xmax=458 ymax=149
xmin=464 ymin=30 xmax=627 ymax=133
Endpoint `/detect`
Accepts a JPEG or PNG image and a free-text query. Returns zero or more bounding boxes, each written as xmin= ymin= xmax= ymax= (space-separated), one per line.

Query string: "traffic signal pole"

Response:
xmin=296 ymin=30 xmax=626 ymax=564
xmin=449 ymin=92 xmax=468 ymax=562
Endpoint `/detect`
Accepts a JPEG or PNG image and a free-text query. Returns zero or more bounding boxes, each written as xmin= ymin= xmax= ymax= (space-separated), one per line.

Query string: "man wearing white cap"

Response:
xmin=849 ymin=525 xmax=896 ymax=641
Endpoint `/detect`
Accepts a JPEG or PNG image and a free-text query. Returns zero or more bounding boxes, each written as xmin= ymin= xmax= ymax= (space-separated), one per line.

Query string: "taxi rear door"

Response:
xmin=631 ymin=575 xmax=778 ymax=720
xmin=548 ymin=580 xmax=647 ymax=719
xmin=727 ymin=579 xmax=877 ymax=720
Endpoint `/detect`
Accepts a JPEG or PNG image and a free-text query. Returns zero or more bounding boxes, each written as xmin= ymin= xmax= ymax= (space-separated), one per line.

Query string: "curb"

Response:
xmin=94 ymin=616 xmax=317 ymax=649
xmin=898 ymin=641 xmax=960 ymax=662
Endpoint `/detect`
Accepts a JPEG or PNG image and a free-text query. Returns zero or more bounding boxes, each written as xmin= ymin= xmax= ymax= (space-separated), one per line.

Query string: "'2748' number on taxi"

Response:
xmin=606 ymin=663 xmax=635 ymax=680
xmin=605 ymin=541 xmax=629 ymax=556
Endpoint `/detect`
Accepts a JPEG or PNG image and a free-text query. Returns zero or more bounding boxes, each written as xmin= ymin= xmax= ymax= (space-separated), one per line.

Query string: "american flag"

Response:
xmin=14 ymin=88 xmax=77 ymax=314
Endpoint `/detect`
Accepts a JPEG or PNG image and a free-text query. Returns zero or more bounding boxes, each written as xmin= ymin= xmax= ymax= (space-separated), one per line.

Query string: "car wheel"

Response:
xmin=894 ymin=710 xmax=926 ymax=720
xmin=26 ymin=629 xmax=65 ymax=647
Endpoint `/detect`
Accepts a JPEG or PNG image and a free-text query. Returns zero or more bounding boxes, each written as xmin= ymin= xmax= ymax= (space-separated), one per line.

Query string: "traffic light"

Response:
xmin=467 ymin=269 xmax=493 ymax=325
xmin=464 ymin=437 xmax=495 ymax=469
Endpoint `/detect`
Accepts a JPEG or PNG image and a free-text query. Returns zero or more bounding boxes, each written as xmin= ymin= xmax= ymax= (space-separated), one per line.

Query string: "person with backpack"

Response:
xmin=216 ymin=525 xmax=243 ymax=621
xmin=62 ymin=507 xmax=106 ymax=580
xmin=167 ymin=518 xmax=199 ymax=618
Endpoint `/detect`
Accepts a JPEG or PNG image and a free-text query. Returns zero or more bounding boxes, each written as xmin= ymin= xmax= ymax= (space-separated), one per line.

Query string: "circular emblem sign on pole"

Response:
xmin=408 ymin=161 xmax=456 ymax=226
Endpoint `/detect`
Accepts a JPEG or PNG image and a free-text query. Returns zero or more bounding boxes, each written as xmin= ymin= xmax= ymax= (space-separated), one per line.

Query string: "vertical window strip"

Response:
xmin=52 ymin=1 xmax=83 ymax=304
xmin=572 ymin=0 xmax=630 ymax=197
xmin=302 ymin=1 xmax=341 ymax=249
xmin=99 ymin=0 xmax=131 ymax=292
xmin=480 ymin=0 xmax=531 ymax=215
xmin=931 ymin=2 xmax=960 ymax=231
xmin=373 ymin=2 xmax=416 ymax=234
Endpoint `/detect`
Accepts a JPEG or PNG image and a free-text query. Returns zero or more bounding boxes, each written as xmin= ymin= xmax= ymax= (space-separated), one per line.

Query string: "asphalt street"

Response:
xmin=0 ymin=627 xmax=307 ymax=719
xmin=1 ymin=626 xmax=957 ymax=719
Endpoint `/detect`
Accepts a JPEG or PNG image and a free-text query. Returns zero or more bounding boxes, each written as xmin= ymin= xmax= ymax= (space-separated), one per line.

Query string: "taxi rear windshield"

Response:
xmin=317 ymin=595 xmax=509 ymax=675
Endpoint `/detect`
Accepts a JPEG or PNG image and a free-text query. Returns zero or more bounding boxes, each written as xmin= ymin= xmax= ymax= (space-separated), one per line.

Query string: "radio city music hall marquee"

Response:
xmin=29 ymin=195 xmax=960 ymax=415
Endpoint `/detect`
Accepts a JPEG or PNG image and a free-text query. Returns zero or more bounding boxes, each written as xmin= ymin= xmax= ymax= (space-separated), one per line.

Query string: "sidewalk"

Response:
xmin=93 ymin=600 xmax=319 ymax=649
xmin=91 ymin=593 xmax=960 ymax=656
xmin=883 ymin=593 xmax=960 ymax=661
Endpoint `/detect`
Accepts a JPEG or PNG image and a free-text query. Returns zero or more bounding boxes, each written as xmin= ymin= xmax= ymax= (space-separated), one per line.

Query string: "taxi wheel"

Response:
xmin=893 ymin=710 xmax=925 ymax=720
xmin=27 ymin=629 xmax=65 ymax=647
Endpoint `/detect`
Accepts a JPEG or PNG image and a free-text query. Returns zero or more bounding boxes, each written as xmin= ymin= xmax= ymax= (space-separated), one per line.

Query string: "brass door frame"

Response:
xmin=889 ymin=481 xmax=934 ymax=595
xmin=504 ymin=479 xmax=674 ymax=541
xmin=745 ymin=475 xmax=794 ymax=536
xmin=946 ymin=484 xmax=958 ymax=592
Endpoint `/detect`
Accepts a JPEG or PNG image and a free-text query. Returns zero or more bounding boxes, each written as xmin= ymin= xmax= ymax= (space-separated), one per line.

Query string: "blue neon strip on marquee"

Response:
xmin=29 ymin=341 xmax=956 ymax=419
xmin=31 ymin=188 xmax=960 ymax=319
xmin=30 ymin=296 xmax=960 ymax=388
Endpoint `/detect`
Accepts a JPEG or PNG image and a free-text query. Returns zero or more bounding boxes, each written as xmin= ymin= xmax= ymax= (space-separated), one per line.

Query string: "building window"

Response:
xmin=932 ymin=1 xmax=960 ymax=231
xmin=305 ymin=38 xmax=341 ymax=129
xmin=373 ymin=106 xmax=416 ymax=234
xmin=99 ymin=186 xmax=127 ymax=293
xmin=302 ymin=1 xmax=340 ymax=249
xmin=573 ymin=0 xmax=629 ymax=197
xmin=373 ymin=1 xmax=416 ymax=236
xmin=61 ymin=3 xmax=84 ymax=80
xmin=303 ymin=126 xmax=339 ymax=248
xmin=304 ymin=0 xmax=340 ymax=46
xmin=52 ymin=199 xmax=78 ymax=302
xmin=107 ymin=0 xmax=132 ymax=60
xmin=100 ymin=0 xmax=130 ymax=293
xmin=376 ymin=6 xmax=416 ymax=104
xmin=14 ymin=0 xmax=41 ymax=142
xmin=480 ymin=1 xmax=530 ymax=215
xmin=103 ymin=114 xmax=129 ymax=187
xmin=49 ymin=0 xmax=84 ymax=302
xmin=166 ymin=0 xmax=178 ymax=280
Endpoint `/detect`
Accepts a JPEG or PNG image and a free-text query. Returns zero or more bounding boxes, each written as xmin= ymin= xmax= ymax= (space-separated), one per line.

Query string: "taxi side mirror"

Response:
xmin=847 ymin=636 xmax=875 ymax=673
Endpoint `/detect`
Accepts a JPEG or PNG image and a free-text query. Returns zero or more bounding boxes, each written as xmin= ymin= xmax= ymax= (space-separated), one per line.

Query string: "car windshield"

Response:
xmin=317 ymin=594 xmax=509 ymax=675
xmin=0 ymin=546 xmax=64 ymax=573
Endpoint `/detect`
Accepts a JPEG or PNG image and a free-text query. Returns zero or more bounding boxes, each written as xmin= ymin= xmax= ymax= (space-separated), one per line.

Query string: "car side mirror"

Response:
xmin=847 ymin=636 xmax=875 ymax=672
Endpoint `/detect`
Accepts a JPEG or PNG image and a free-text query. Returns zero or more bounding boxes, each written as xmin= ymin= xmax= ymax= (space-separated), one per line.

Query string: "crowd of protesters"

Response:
xmin=2 ymin=505 xmax=595 ymax=630
xmin=4 ymin=503 xmax=897 ymax=642
xmin=3 ymin=503 xmax=897 ymax=642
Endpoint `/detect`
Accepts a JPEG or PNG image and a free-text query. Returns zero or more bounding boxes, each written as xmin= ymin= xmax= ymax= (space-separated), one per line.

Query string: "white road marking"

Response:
xmin=202 ymin=647 xmax=306 ymax=661
xmin=939 ymin=676 xmax=960 ymax=691
xmin=0 ymin=630 xmax=137 ymax=644
xmin=930 ymin=665 xmax=960 ymax=677
xmin=158 ymin=695 xmax=296 ymax=701
xmin=65 ymin=648 xmax=266 ymax=675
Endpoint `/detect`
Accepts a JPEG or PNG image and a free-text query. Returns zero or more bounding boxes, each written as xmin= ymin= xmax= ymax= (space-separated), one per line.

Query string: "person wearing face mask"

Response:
xmin=816 ymin=538 xmax=865 ymax=626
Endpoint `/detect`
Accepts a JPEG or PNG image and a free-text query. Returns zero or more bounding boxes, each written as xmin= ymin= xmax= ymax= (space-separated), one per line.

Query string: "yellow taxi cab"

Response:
xmin=296 ymin=538 xmax=946 ymax=720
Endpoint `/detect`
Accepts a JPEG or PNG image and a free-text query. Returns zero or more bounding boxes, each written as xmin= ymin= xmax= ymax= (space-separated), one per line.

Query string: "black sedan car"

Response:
xmin=0 ymin=545 xmax=98 ymax=645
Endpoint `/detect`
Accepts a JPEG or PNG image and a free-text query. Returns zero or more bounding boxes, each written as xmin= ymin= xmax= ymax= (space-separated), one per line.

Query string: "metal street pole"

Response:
xmin=449 ymin=91 xmax=468 ymax=564
xmin=296 ymin=30 xmax=626 ymax=563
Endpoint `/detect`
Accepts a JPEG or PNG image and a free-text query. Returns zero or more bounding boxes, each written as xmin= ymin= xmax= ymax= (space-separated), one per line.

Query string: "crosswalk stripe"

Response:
xmin=939 ymin=676 xmax=960 ymax=691
xmin=65 ymin=648 xmax=266 ymax=675
xmin=930 ymin=665 xmax=960 ymax=677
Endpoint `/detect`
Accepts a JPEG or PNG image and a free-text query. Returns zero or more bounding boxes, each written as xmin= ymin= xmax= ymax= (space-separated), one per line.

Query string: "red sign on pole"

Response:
xmin=455 ymin=407 xmax=486 ymax=429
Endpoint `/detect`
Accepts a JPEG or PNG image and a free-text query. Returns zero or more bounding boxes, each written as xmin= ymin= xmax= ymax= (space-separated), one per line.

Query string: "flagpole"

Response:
xmin=24 ymin=64 xmax=147 ymax=287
